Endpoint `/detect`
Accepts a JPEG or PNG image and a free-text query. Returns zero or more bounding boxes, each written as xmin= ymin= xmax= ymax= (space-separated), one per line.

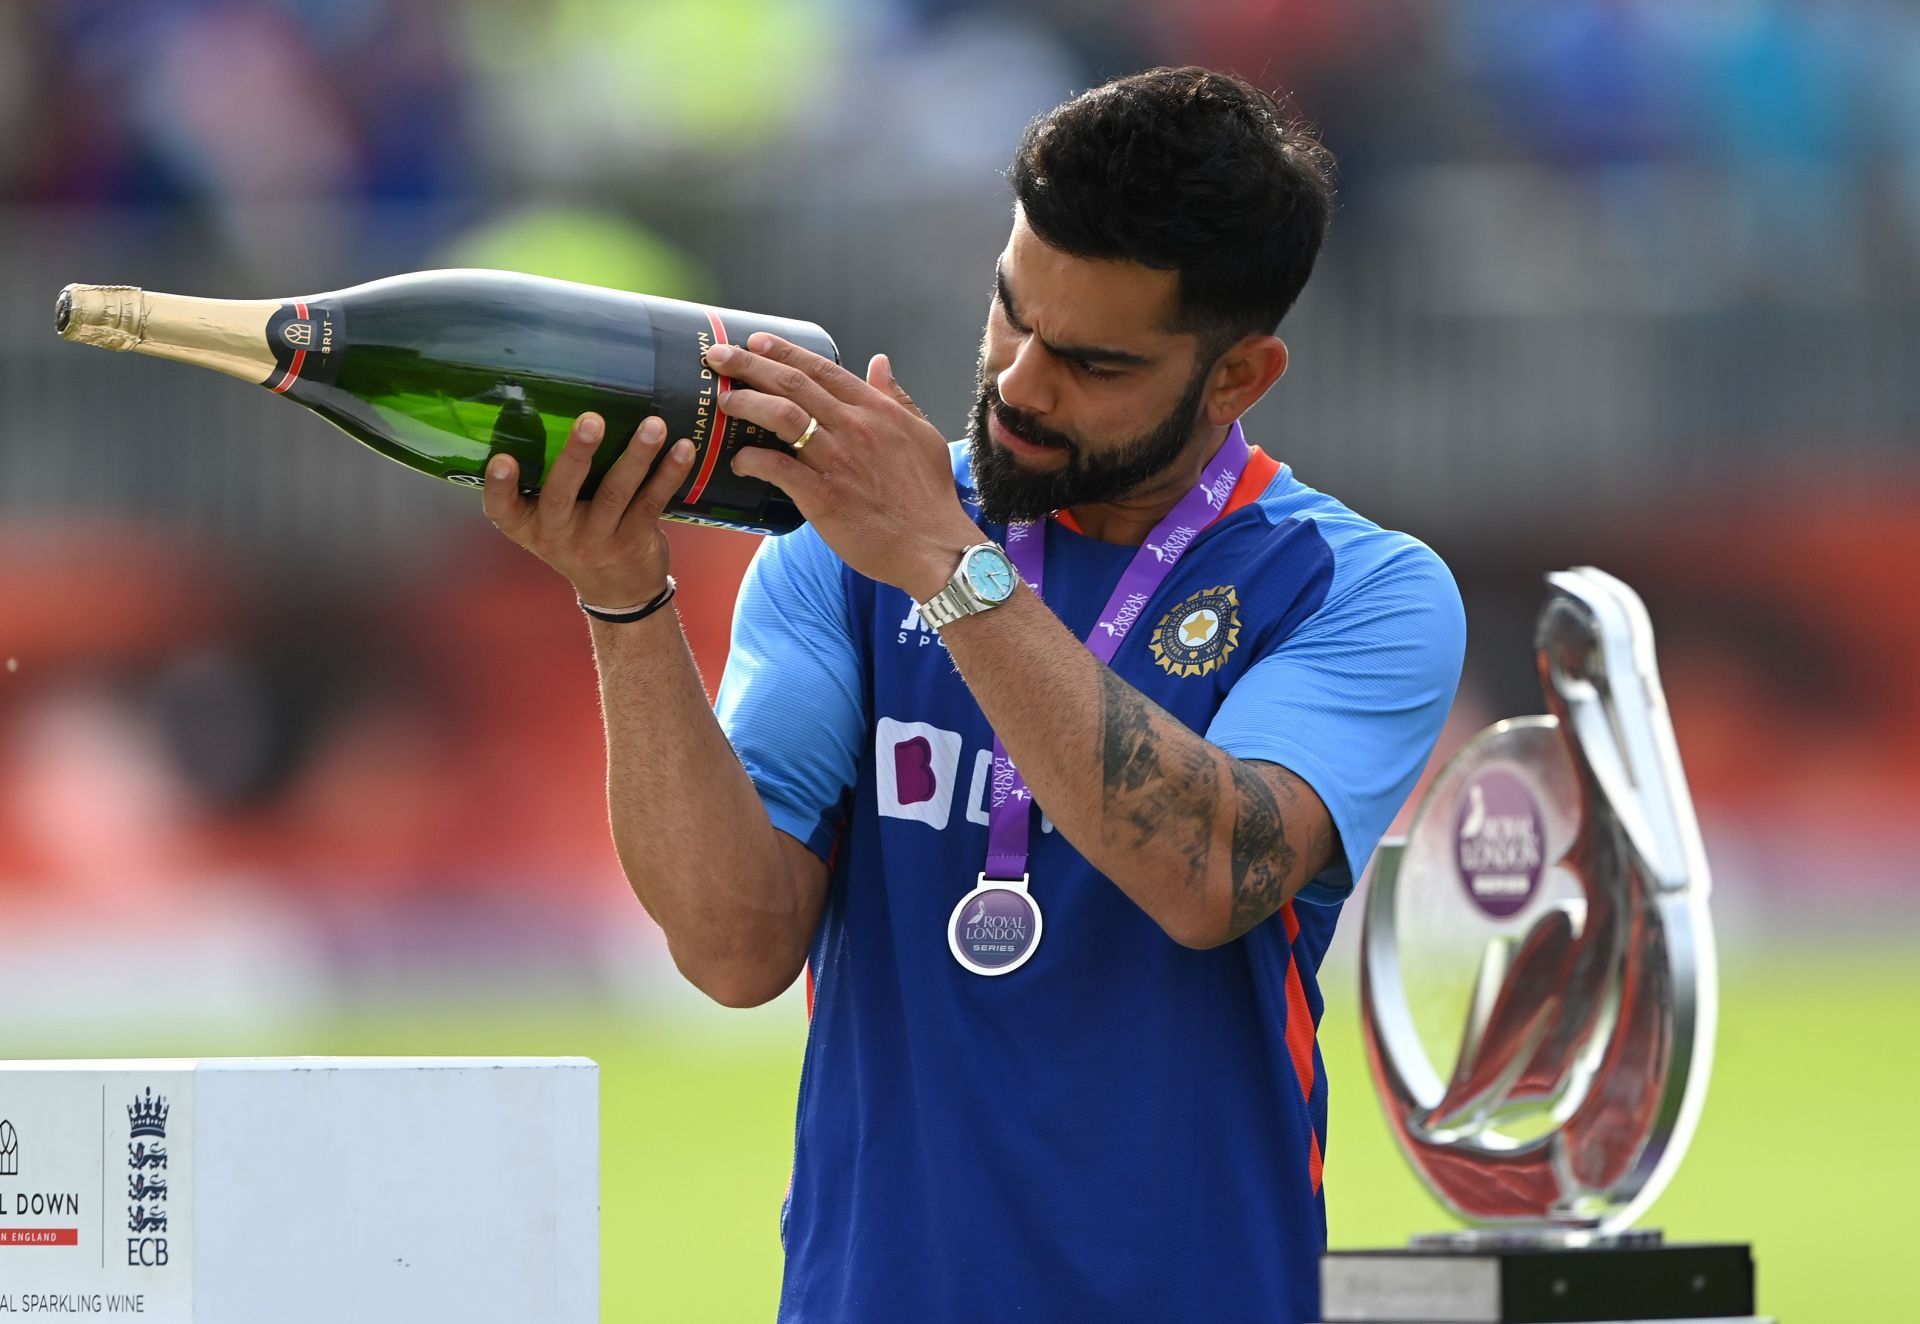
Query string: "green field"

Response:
xmin=28 ymin=947 xmax=1917 ymax=1321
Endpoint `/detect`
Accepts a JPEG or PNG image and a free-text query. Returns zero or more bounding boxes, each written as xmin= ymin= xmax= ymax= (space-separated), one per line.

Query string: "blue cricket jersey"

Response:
xmin=714 ymin=441 xmax=1465 ymax=1322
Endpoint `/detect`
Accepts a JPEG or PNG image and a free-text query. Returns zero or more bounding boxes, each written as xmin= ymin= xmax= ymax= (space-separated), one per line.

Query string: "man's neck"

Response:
xmin=1065 ymin=424 xmax=1229 ymax=545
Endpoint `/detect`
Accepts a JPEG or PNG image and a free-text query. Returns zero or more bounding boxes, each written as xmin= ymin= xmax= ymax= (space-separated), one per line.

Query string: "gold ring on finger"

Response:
xmin=792 ymin=416 xmax=820 ymax=452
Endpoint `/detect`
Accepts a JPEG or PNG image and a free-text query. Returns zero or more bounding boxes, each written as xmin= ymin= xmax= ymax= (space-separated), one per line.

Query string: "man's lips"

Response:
xmin=989 ymin=411 xmax=1064 ymax=458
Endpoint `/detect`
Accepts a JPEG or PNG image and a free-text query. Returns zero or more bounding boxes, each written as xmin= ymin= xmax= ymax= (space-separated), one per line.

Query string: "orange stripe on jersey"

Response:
xmin=1221 ymin=445 xmax=1281 ymax=519
xmin=1280 ymin=901 xmax=1323 ymax=1192
xmin=1049 ymin=442 xmax=1279 ymax=536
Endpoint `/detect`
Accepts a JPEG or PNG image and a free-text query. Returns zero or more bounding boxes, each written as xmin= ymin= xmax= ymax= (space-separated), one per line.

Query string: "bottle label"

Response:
xmin=648 ymin=302 xmax=778 ymax=514
xmin=265 ymin=299 xmax=346 ymax=395
xmin=647 ymin=300 xmax=837 ymax=527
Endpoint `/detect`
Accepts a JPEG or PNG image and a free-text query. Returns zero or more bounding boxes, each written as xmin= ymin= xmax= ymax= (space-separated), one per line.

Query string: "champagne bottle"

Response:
xmin=54 ymin=269 xmax=839 ymax=535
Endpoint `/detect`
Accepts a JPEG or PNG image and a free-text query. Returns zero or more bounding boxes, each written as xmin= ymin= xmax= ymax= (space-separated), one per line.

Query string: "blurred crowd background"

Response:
xmin=4 ymin=0 xmax=1918 ymax=990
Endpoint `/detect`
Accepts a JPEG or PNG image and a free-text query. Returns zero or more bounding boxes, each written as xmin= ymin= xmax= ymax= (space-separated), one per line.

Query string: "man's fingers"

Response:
xmin=732 ymin=442 xmax=822 ymax=506
xmin=707 ymin=338 xmax=858 ymax=416
xmin=536 ymin=413 xmax=603 ymax=531
xmin=747 ymin=333 xmax=870 ymax=404
xmin=716 ymin=386 xmax=814 ymax=445
xmin=481 ymin=452 xmax=536 ymax=539
xmin=586 ymin=415 xmax=668 ymax=541
xmin=626 ymin=438 xmax=701 ymax=527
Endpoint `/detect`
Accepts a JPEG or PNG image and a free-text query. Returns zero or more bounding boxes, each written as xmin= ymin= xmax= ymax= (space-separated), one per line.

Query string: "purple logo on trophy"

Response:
xmin=1454 ymin=767 xmax=1546 ymax=919
xmin=951 ymin=887 xmax=1039 ymax=972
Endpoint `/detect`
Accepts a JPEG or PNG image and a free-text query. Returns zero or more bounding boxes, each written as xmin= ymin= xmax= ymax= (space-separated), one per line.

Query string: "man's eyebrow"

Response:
xmin=995 ymin=262 xmax=1156 ymax=369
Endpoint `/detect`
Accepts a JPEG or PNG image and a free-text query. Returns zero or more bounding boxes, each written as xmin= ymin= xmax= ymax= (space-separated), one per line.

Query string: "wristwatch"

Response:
xmin=918 ymin=541 xmax=1019 ymax=630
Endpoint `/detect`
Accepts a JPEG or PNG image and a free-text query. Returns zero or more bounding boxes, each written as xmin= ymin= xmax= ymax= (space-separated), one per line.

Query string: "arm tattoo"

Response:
xmin=1098 ymin=668 xmax=1217 ymax=888
xmin=1226 ymin=760 xmax=1299 ymax=938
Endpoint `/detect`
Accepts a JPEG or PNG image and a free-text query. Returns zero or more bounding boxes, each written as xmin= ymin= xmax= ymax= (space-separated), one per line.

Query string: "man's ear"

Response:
xmin=1202 ymin=336 xmax=1288 ymax=426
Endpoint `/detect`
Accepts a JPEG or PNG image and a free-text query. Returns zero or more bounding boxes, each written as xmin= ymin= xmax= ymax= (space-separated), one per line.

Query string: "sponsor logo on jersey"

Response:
xmin=1148 ymin=585 xmax=1242 ymax=678
xmin=876 ymin=717 xmax=964 ymax=827
xmin=876 ymin=718 xmax=1054 ymax=836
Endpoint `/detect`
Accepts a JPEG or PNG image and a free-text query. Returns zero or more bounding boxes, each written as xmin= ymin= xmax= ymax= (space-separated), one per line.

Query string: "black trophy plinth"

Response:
xmin=1319 ymin=1240 xmax=1765 ymax=1323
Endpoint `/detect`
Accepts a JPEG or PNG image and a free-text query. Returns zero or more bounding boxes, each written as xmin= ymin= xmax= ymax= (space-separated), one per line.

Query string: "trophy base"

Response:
xmin=1409 ymin=1226 xmax=1666 ymax=1252
xmin=1319 ymin=1239 xmax=1762 ymax=1323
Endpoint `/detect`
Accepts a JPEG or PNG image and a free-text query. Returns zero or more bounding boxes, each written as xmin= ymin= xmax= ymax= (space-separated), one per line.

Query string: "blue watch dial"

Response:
xmin=963 ymin=546 xmax=1017 ymax=603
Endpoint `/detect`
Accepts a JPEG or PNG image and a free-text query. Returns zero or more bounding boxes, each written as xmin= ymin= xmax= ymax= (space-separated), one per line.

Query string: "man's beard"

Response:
xmin=964 ymin=356 xmax=1213 ymax=526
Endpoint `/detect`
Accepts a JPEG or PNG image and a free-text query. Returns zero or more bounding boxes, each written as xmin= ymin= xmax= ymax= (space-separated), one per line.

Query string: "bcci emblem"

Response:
xmin=282 ymin=320 xmax=314 ymax=348
xmin=1148 ymin=586 xmax=1241 ymax=678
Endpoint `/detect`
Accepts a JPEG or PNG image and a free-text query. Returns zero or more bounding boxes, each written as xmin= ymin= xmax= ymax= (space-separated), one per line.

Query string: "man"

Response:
xmin=486 ymin=67 xmax=1464 ymax=1323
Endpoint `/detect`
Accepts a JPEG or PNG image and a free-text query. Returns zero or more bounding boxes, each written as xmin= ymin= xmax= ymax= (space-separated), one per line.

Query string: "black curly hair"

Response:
xmin=1008 ymin=67 xmax=1336 ymax=357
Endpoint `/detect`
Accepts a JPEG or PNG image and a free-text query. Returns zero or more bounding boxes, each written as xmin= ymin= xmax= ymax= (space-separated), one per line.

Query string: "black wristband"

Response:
xmin=579 ymin=577 xmax=677 ymax=624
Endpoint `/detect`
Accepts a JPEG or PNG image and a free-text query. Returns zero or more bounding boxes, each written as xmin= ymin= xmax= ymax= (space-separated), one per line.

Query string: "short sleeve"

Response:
xmin=714 ymin=523 xmax=866 ymax=861
xmin=1206 ymin=538 xmax=1465 ymax=905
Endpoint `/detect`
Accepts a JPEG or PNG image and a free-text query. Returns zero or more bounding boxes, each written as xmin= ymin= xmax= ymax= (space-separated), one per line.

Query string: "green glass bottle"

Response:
xmin=54 ymin=269 xmax=838 ymax=535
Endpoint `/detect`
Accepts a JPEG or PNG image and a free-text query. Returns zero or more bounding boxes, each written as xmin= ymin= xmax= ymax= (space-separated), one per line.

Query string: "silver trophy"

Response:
xmin=1321 ymin=569 xmax=1767 ymax=1323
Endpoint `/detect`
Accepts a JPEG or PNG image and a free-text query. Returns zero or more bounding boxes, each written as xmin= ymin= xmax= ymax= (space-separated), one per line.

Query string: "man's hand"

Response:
xmin=482 ymin=411 xmax=698 ymax=607
xmin=710 ymin=336 xmax=985 ymax=601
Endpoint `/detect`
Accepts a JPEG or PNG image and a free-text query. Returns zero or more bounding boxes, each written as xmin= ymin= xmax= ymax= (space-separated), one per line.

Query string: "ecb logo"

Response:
xmin=125 ymin=1087 xmax=172 ymax=1269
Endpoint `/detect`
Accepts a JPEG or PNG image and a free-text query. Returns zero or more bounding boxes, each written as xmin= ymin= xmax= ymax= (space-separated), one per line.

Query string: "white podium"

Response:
xmin=0 ymin=1058 xmax=598 ymax=1322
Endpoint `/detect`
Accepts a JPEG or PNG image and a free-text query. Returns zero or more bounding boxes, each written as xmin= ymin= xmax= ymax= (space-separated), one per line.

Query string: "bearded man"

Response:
xmin=487 ymin=65 xmax=1466 ymax=1323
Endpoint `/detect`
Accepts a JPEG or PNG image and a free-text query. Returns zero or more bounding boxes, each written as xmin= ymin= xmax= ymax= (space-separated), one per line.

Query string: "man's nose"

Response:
xmin=996 ymin=338 xmax=1056 ymax=418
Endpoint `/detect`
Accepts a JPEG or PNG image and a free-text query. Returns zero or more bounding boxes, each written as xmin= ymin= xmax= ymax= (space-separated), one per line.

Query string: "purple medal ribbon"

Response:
xmin=982 ymin=422 xmax=1251 ymax=883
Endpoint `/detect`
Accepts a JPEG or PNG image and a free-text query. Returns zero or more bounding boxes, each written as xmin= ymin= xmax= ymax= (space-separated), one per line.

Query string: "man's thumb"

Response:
xmin=869 ymin=353 xmax=926 ymax=419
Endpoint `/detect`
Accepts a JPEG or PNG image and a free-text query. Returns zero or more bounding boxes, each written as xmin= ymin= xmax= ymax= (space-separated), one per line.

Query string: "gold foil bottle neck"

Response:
xmin=54 ymin=282 xmax=280 ymax=384
xmin=56 ymin=284 xmax=148 ymax=350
